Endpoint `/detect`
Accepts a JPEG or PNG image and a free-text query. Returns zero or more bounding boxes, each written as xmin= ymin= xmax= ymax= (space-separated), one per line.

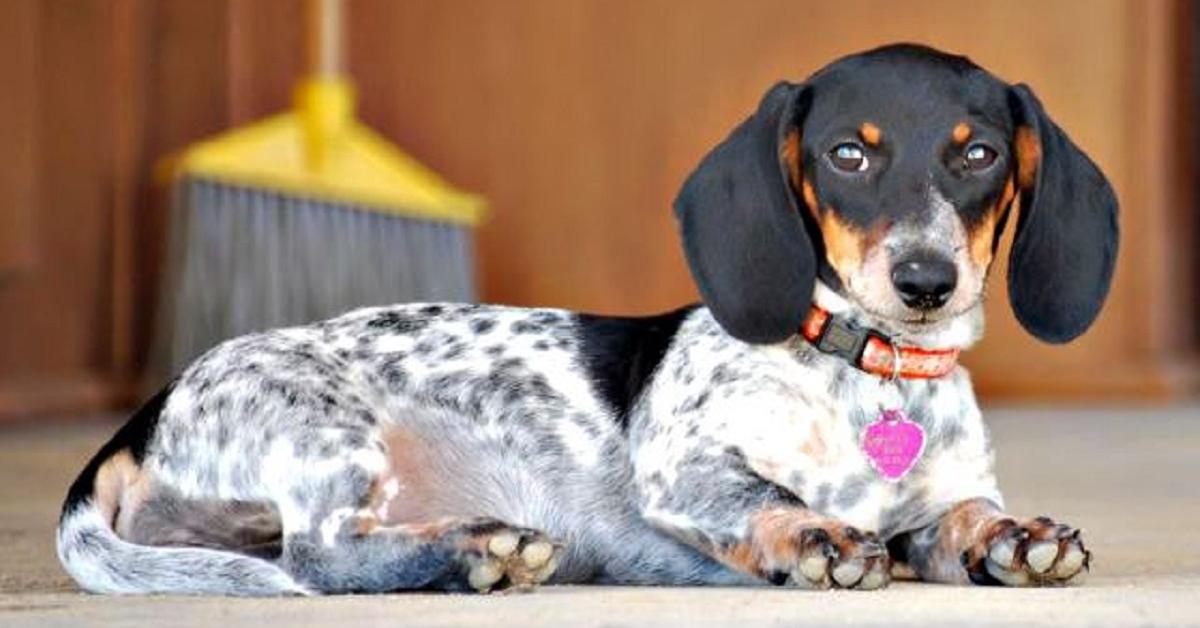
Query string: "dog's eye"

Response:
xmin=964 ymin=144 xmax=997 ymax=171
xmin=829 ymin=143 xmax=868 ymax=172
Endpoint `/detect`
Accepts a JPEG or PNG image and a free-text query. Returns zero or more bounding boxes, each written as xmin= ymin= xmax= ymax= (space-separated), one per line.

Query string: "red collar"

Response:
xmin=799 ymin=305 xmax=960 ymax=380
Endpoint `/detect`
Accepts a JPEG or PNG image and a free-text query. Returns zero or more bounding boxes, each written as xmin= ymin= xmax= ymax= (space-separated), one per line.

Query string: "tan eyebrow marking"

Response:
xmin=859 ymin=122 xmax=882 ymax=146
xmin=952 ymin=122 xmax=972 ymax=144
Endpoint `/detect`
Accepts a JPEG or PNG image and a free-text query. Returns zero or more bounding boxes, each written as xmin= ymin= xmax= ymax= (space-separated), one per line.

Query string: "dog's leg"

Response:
xmin=890 ymin=498 xmax=1090 ymax=586
xmin=635 ymin=448 xmax=890 ymax=590
xmin=276 ymin=450 xmax=562 ymax=594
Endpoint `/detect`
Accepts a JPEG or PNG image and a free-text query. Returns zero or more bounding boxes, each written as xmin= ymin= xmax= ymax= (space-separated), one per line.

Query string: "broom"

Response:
xmin=150 ymin=0 xmax=485 ymax=381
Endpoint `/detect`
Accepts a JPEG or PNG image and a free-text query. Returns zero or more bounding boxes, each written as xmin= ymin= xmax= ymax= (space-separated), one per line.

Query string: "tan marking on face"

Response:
xmin=860 ymin=122 xmax=882 ymax=147
xmin=781 ymin=129 xmax=804 ymax=192
xmin=952 ymin=122 xmax=972 ymax=144
xmin=801 ymin=179 xmax=820 ymax=219
xmin=820 ymin=210 xmax=866 ymax=279
xmin=967 ymin=176 xmax=1016 ymax=268
xmin=863 ymin=217 xmax=892 ymax=254
xmin=968 ymin=211 xmax=999 ymax=269
xmin=1014 ymin=125 xmax=1041 ymax=189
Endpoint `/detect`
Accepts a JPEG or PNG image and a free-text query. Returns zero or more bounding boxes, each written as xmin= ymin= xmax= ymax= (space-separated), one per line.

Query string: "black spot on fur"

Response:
xmin=470 ymin=318 xmax=496 ymax=334
xmin=679 ymin=390 xmax=710 ymax=414
xmin=511 ymin=320 xmax=544 ymax=334
xmin=441 ymin=341 xmax=466 ymax=360
xmin=496 ymin=357 xmax=524 ymax=371
xmin=381 ymin=358 xmax=410 ymax=390
xmin=574 ymin=305 xmax=698 ymax=430
xmin=833 ymin=473 xmax=872 ymax=510
xmin=531 ymin=311 xmax=563 ymax=325
xmin=419 ymin=305 xmax=444 ymax=316
xmin=812 ymin=483 xmax=833 ymax=513
xmin=61 ymin=381 xmax=176 ymax=520
xmin=709 ymin=365 xmax=736 ymax=386
xmin=367 ymin=311 xmax=428 ymax=334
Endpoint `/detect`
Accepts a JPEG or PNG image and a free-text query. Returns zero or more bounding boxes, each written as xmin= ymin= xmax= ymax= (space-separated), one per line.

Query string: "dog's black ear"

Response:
xmin=674 ymin=82 xmax=814 ymax=344
xmin=1006 ymin=84 xmax=1119 ymax=343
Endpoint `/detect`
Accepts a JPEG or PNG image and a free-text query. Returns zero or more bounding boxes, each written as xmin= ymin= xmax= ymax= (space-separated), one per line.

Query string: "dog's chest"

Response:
xmin=646 ymin=313 xmax=999 ymax=538
xmin=738 ymin=368 xmax=979 ymax=534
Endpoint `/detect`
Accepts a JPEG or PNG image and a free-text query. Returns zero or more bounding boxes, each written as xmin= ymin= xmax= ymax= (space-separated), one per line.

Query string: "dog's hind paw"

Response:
xmin=446 ymin=519 xmax=564 ymax=593
xmin=963 ymin=516 xmax=1090 ymax=586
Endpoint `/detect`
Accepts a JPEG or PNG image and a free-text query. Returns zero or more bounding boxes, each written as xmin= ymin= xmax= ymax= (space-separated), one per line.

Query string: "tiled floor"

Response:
xmin=2 ymin=405 xmax=1198 ymax=627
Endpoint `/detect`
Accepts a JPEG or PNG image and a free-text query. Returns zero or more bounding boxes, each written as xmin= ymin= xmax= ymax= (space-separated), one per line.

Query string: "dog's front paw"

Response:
xmin=963 ymin=516 xmax=1090 ymax=586
xmin=750 ymin=514 xmax=891 ymax=590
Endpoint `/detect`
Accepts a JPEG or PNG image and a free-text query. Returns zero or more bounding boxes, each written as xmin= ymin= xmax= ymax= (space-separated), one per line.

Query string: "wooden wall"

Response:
xmin=0 ymin=0 xmax=1195 ymax=420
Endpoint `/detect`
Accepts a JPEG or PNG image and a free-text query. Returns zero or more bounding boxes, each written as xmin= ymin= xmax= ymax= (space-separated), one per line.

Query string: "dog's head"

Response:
xmin=676 ymin=44 xmax=1118 ymax=346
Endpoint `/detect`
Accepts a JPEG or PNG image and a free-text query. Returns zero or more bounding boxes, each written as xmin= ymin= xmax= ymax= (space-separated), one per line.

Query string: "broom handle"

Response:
xmin=308 ymin=0 xmax=343 ymax=77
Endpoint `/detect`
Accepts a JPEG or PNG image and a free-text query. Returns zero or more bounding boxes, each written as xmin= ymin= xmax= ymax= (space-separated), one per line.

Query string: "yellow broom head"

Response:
xmin=163 ymin=78 xmax=486 ymax=226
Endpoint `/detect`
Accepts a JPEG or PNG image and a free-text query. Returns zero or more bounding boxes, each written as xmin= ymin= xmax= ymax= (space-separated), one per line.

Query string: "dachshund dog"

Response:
xmin=58 ymin=44 xmax=1117 ymax=595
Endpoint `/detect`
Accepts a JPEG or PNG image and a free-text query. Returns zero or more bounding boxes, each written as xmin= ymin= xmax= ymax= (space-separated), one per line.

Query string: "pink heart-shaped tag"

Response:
xmin=861 ymin=408 xmax=925 ymax=482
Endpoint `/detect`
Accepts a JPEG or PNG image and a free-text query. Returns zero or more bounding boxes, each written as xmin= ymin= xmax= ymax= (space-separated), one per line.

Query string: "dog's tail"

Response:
xmin=55 ymin=386 xmax=307 ymax=596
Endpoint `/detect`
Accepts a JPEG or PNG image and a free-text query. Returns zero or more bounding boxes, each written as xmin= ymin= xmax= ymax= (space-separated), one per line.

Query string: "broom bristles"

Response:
xmin=150 ymin=179 xmax=476 ymax=382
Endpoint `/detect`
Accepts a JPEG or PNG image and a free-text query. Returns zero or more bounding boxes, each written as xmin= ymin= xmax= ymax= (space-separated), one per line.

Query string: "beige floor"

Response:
xmin=1 ymin=405 xmax=1198 ymax=627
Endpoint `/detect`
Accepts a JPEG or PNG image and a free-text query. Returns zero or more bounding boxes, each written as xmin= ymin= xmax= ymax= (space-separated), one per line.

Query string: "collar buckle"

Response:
xmin=815 ymin=315 xmax=871 ymax=364
xmin=800 ymin=304 xmax=958 ymax=380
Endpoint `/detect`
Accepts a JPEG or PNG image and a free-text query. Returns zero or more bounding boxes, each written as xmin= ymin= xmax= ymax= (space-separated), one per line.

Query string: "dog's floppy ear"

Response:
xmin=1006 ymin=84 xmax=1119 ymax=343
xmin=674 ymin=82 xmax=814 ymax=344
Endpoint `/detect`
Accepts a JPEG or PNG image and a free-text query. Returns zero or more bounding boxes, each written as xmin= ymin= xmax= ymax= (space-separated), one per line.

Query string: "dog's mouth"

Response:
xmin=855 ymin=297 xmax=984 ymax=336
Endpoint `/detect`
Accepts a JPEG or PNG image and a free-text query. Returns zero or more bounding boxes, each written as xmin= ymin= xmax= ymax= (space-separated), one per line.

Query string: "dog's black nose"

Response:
xmin=891 ymin=257 xmax=957 ymax=310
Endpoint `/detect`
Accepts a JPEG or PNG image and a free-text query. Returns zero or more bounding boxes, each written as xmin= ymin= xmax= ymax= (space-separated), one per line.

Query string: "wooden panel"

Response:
xmin=226 ymin=0 xmax=306 ymax=124
xmin=130 ymin=0 xmax=235 ymax=368
xmin=0 ymin=0 xmax=39 ymax=277
xmin=0 ymin=1 xmax=116 ymax=376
